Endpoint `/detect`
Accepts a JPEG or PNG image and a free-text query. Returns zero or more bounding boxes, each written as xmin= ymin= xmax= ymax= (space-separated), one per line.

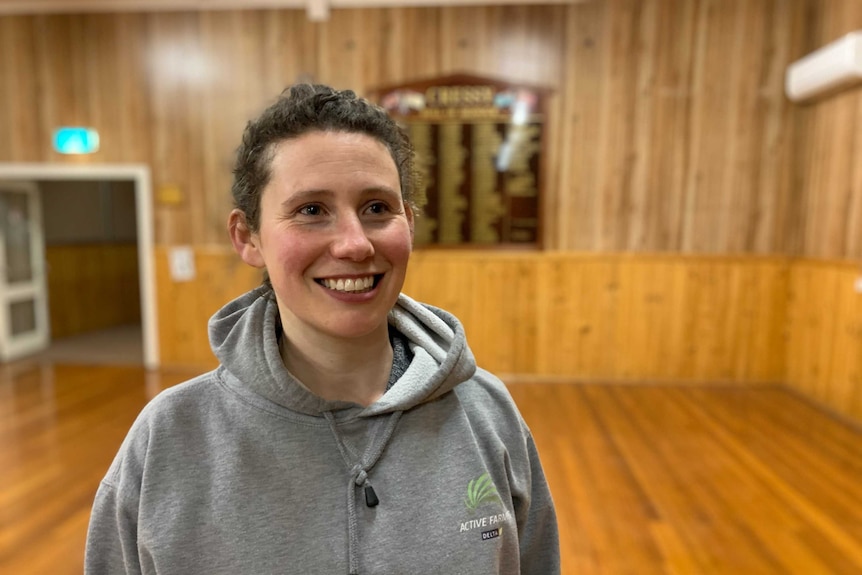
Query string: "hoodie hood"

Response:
xmin=208 ymin=285 xmax=477 ymax=417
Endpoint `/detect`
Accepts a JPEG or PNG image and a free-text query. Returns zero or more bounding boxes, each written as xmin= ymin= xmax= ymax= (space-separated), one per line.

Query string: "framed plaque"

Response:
xmin=370 ymin=74 xmax=548 ymax=248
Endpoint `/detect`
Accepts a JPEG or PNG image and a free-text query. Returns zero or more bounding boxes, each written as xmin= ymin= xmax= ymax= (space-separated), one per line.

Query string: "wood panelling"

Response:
xmin=797 ymin=1 xmax=862 ymax=260
xmin=0 ymin=1 xmax=813 ymax=254
xmin=156 ymin=247 xmax=790 ymax=384
xmin=407 ymin=251 xmax=789 ymax=383
xmin=2 ymin=2 xmax=861 ymax=416
xmin=45 ymin=244 xmax=141 ymax=339
xmin=786 ymin=260 xmax=862 ymax=422
xmin=155 ymin=249 xmax=862 ymax=423
xmin=559 ymin=0 xmax=808 ymax=254
xmin=155 ymin=246 xmax=262 ymax=367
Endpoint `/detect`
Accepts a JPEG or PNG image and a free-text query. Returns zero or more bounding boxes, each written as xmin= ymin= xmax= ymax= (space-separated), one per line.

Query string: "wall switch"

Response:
xmin=169 ymin=246 xmax=196 ymax=282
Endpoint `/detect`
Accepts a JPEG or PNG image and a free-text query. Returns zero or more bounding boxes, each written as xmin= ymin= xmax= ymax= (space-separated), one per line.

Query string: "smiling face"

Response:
xmin=229 ymin=130 xmax=414 ymax=344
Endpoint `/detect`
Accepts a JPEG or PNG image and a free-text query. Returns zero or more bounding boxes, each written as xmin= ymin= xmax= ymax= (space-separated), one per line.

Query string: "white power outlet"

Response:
xmin=855 ymin=276 xmax=862 ymax=294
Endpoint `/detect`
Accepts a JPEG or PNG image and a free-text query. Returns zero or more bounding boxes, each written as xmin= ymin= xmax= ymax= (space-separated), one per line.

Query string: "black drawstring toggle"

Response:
xmin=365 ymin=485 xmax=379 ymax=507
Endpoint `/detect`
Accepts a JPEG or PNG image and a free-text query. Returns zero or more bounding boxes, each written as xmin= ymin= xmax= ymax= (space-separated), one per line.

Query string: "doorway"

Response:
xmin=0 ymin=164 xmax=157 ymax=369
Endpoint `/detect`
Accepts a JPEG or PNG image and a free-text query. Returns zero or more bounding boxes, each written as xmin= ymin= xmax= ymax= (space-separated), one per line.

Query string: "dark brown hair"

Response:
xmin=231 ymin=84 xmax=421 ymax=232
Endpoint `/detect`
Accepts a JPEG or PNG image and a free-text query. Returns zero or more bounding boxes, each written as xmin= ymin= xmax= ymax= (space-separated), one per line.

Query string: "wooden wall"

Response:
xmin=3 ymin=1 xmax=862 ymax=422
xmin=155 ymin=246 xmax=260 ymax=367
xmin=786 ymin=260 xmax=862 ymax=423
xmin=158 ymin=247 xmax=862 ymax=424
xmin=558 ymin=0 xmax=810 ymax=254
xmin=158 ymin=247 xmax=790 ymax=384
xmin=786 ymin=1 xmax=862 ymax=422
xmin=45 ymin=244 xmax=141 ymax=338
xmin=797 ymin=1 xmax=862 ymax=260
xmin=409 ymin=251 xmax=791 ymax=383
xmin=0 ymin=0 xmax=819 ymax=254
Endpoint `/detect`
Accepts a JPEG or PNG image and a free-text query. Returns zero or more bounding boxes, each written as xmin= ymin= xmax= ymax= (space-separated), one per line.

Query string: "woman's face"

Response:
xmin=234 ymin=130 xmax=414 ymax=343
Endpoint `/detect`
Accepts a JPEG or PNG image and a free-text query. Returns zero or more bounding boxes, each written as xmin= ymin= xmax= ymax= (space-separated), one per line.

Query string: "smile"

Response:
xmin=317 ymin=275 xmax=381 ymax=293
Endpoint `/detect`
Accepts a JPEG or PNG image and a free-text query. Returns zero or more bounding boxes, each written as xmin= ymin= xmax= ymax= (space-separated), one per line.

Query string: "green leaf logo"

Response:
xmin=464 ymin=472 xmax=500 ymax=512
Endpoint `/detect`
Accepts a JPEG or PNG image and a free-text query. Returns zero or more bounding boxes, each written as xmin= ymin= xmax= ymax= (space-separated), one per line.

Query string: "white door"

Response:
xmin=0 ymin=182 xmax=49 ymax=361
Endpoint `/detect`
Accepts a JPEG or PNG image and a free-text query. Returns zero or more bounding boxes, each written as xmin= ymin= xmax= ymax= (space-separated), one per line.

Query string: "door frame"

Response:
xmin=0 ymin=164 xmax=158 ymax=369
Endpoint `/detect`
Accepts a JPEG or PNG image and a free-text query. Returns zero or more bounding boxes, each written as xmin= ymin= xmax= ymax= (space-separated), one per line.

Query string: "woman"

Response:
xmin=85 ymin=84 xmax=559 ymax=574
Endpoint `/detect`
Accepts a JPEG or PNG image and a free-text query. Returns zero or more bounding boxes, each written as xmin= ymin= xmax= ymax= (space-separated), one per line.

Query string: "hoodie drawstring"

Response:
xmin=324 ymin=410 xmax=403 ymax=575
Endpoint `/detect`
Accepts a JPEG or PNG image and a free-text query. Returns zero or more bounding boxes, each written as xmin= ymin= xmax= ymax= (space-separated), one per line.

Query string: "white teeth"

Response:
xmin=322 ymin=276 xmax=375 ymax=293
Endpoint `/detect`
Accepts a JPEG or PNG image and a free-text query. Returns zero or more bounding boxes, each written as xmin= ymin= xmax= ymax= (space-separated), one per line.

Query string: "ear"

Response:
xmin=228 ymin=209 xmax=265 ymax=268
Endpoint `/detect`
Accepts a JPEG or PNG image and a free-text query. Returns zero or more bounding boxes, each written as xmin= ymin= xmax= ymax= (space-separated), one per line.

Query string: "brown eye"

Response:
xmin=366 ymin=202 xmax=389 ymax=215
xmin=298 ymin=204 xmax=323 ymax=216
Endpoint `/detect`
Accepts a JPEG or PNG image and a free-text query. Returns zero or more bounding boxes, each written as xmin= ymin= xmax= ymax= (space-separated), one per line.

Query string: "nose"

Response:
xmin=330 ymin=214 xmax=375 ymax=261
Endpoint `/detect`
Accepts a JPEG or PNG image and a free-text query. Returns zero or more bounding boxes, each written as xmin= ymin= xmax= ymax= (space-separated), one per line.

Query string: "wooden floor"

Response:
xmin=1 ymin=364 xmax=862 ymax=574
xmin=31 ymin=325 xmax=144 ymax=366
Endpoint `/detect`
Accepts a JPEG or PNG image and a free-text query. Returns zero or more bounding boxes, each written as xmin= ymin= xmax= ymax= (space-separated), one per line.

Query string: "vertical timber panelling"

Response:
xmin=557 ymin=0 xmax=808 ymax=254
xmin=798 ymin=1 xmax=862 ymax=260
xmin=6 ymin=2 xmax=862 ymax=425
xmin=163 ymin=249 xmax=789 ymax=384
xmin=8 ymin=14 xmax=154 ymax=163
xmin=787 ymin=261 xmax=862 ymax=422
xmin=536 ymin=255 xmax=623 ymax=378
xmin=155 ymin=246 xmax=261 ymax=368
xmin=385 ymin=8 xmax=442 ymax=81
xmin=788 ymin=0 xmax=862 ymax=422
xmin=533 ymin=254 xmax=787 ymax=383
xmin=404 ymin=251 xmax=540 ymax=375
xmin=45 ymin=244 xmax=141 ymax=339
xmin=147 ymin=11 xmax=207 ymax=246
xmin=0 ymin=17 xmax=41 ymax=160
xmin=0 ymin=2 xmax=809 ymax=253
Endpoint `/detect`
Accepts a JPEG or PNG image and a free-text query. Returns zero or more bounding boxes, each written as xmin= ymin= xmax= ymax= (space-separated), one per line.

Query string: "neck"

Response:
xmin=279 ymin=322 xmax=393 ymax=407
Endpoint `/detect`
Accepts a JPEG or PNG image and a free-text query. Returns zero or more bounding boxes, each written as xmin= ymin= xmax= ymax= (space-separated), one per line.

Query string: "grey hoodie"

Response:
xmin=85 ymin=286 xmax=559 ymax=574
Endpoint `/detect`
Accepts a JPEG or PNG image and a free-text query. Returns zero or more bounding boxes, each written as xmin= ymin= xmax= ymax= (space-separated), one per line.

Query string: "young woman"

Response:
xmin=85 ymin=84 xmax=559 ymax=575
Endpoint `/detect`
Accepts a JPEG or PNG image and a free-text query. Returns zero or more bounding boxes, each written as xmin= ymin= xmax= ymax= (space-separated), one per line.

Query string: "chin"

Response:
xmin=321 ymin=313 xmax=391 ymax=340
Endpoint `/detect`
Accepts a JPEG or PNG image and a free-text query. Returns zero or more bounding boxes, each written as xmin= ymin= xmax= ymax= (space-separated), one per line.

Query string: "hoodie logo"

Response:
xmin=464 ymin=472 xmax=500 ymax=512
xmin=458 ymin=472 xmax=510 ymax=539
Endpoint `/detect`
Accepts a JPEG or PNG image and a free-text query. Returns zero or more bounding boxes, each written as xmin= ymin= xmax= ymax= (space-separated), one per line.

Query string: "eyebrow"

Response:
xmin=280 ymin=186 xmax=401 ymax=208
xmin=281 ymin=189 xmax=334 ymax=207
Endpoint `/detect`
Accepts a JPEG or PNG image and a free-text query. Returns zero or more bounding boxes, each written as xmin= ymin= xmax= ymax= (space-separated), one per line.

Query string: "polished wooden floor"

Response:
xmin=1 ymin=363 xmax=862 ymax=574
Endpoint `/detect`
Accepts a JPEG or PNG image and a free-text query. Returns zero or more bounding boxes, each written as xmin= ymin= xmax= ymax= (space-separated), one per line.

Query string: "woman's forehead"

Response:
xmin=269 ymin=132 xmax=398 ymax=178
